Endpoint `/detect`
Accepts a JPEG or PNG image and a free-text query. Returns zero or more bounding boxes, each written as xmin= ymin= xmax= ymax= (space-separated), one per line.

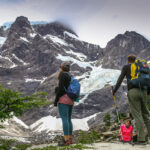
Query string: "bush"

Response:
xmin=0 ymin=139 xmax=15 ymax=150
xmin=77 ymin=131 xmax=100 ymax=144
xmin=103 ymin=113 xmax=111 ymax=126
xmin=0 ymin=139 xmax=31 ymax=150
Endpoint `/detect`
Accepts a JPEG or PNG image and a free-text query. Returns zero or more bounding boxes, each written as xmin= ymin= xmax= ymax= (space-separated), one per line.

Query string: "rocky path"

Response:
xmin=87 ymin=142 xmax=150 ymax=150
xmin=27 ymin=142 xmax=150 ymax=150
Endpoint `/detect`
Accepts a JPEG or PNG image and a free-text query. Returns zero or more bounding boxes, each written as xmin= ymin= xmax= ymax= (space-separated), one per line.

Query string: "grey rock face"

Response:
xmin=87 ymin=86 xmax=129 ymax=127
xmin=0 ymin=16 xmax=104 ymax=125
xmin=101 ymin=31 xmax=150 ymax=69
xmin=0 ymin=16 xmax=103 ymax=94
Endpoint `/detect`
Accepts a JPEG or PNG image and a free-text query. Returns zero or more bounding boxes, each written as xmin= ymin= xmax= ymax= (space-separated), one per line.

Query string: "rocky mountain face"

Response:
xmin=0 ymin=16 xmax=104 ymax=125
xmin=101 ymin=31 xmax=150 ymax=69
xmin=0 ymin=16 xmax=149 ymax=133
xmin=0 ymin=16 xmax=103 ymax=95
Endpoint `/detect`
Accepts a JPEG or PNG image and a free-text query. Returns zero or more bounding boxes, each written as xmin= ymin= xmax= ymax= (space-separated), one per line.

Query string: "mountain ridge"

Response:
xmin=0 ymin=16 xmax=149 ymax=135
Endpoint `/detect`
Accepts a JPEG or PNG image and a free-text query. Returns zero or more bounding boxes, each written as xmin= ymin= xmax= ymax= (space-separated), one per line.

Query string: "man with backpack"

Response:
xmin=111 ymin=54 xmax=150 ymax=145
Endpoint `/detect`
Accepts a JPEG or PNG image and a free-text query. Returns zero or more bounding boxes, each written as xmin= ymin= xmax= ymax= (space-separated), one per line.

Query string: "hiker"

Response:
xmin=54 ymin=61 xmax=74 ymax=146
xmin=119 ymin=118 xmax=133 ymax=143
xmin=111 ymin=54 xmax=150 ymax=145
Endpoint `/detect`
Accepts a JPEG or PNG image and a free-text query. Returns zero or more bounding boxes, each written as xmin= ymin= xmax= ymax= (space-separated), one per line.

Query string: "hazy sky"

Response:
xmin=0 ymin=0 xmax=150 ymax=47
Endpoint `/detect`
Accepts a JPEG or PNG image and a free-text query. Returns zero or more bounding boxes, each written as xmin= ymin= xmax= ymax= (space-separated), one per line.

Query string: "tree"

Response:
xmin=0 ymin=85 xmax=49 ymax=122
xmin=103 ymin=113 xmax=111 ymax=126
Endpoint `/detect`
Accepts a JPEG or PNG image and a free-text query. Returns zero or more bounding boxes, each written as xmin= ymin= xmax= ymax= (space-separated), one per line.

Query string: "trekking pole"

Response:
xmin=111 ymin=86 xmax=120 ymax=124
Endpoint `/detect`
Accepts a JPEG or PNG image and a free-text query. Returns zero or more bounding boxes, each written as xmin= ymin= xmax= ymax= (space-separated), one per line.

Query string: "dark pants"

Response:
xmin=128 ymin=88 xmax=150 ymax=141
xmin=58 ymin=103 xmax=73 ymax=135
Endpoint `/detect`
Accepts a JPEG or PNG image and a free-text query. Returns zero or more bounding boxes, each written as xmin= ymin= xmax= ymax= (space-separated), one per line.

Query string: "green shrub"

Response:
xmin=0 ymin=139 xmax=15 ymax=150
xmin=13 ymin=144 xmax=31 ymax=150
xmin=77 ymin=131 xmax=100 ymax=144
xmin=113 ymin=112 xmax=127 ymax=123
xmin=0 ymin=139 xmax=31 ymax=150
xmin=103 ymin=113 xmax=111 ymax=126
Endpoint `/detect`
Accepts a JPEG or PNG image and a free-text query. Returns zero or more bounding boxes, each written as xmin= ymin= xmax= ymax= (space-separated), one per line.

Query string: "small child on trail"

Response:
xmin=119 ymin=118 xmax=133 ymax=143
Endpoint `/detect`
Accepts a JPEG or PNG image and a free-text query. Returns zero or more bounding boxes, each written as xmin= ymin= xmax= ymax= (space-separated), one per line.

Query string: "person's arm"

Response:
xmin=131 ymin=126 xmax=133 ymax=137
xmin=118 ymin=128 xmax=121 ymax=137
xmin=131 ymin=130 xmax=133 ymax=137
xmin=133 ymin=131 xmax=137 ymax=136
xmin=113 ymin=66 xmax=127 ymax=95
xmin=54 ymin=73 xmax=66 ymax=106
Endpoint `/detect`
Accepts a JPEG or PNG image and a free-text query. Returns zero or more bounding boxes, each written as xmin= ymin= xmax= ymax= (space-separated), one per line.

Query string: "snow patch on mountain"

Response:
xmin=12 ymin=54 xmax=29 ymax=65
xmin=120 ymin=40 xmax=127 ymax=47
xmin=65 ymin=49 xmax=87 ymax=61
xmin=44 ymin=35 xmax=67 ymax=46
xmin=56 ymin=54 xmax=93 ymax=69
xmin=80 ymin=67 xmax=120 ymax=95
xmin=0 ymin=116 xmax=30 ymax=140
xmin=75 ymin=66 xmax=120 ymax=104
xmin=0 ymin=55 xmax=17 ymax=68
xmin=0 ymin=116 xmax=29 ymax=129
xmin=64 ymin=31 xmax=79 ymax=40
xmin=25 ymin=77 xmax=47 ymax=84
xmin=20 ymin=37 xmax=29 ymax=43
xmin=30 ymin=112 xmax=101 ymax=134
xmin=30 ymin=33 xmax=37 ymax=38
xmin=13 ymin=116 xmax=29 ymax=129
xmin=0 ymin=37 xmax=6 ymax=45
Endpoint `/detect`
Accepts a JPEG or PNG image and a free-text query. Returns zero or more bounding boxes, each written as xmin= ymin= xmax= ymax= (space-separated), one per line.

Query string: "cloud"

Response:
xmin=0 ymin=0 xmax=150 ymax=47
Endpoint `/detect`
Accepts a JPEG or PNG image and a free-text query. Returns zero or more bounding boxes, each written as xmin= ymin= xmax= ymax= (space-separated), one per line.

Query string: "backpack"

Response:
xmin=65 ymin=73 xmax=81 ymax=102
xmin=129 ymin=59 xmax=150 ymax=89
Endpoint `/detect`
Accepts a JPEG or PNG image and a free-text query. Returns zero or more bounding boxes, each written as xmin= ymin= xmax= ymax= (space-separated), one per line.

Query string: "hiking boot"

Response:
xmin=134 ymin=141 xmax=146 ymax=145
xmin=58 ymin=138 xmax=72 ymax=146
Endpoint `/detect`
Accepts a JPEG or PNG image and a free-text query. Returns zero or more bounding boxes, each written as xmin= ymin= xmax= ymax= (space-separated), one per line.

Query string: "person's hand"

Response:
xmin=53 ymin=100 xmax=57 ymax=107
xmin=55 ymin=87 xmax=59 ymax=94
xmin=110 ymin=90 xmax=115 ymax=95
xmin=54 ymin=102 xmax=57 ymax=107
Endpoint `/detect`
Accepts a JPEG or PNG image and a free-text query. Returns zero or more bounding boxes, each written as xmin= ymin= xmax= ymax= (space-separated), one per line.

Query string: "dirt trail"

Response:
xmin=27 ymin=142 xmax=150 ymax=150
xmin=86 ymin=142 xmax=150 ymax=150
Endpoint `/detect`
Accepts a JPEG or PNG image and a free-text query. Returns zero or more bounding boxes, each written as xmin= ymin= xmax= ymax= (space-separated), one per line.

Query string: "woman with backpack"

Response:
xmin=54 ymin=61 xmax=74 ymax=146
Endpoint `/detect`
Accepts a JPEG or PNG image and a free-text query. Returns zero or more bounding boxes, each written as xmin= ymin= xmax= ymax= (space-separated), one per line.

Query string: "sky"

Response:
xmin=0 ymin=0 xmax=150 ymax=47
